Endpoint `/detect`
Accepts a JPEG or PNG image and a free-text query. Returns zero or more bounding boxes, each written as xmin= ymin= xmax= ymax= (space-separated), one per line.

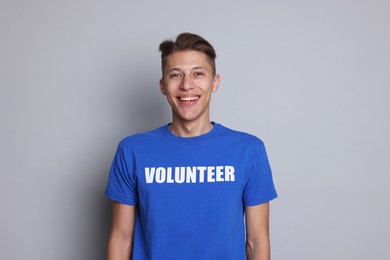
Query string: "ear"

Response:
xmin=160 ymin=78 xmax=166 ymax=95
xmin=212 ymin=74 xmax=220 ymax=92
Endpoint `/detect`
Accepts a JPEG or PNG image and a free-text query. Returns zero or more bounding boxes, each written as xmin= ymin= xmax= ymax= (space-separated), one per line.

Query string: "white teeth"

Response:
xmin=179 ymin=96 xmax=199 ymax=101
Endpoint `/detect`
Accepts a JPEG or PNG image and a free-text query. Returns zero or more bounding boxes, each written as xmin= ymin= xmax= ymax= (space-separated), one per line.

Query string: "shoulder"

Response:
xmin=216 ymin=123 xmax=265 ymax=147
xmin=118 ymin=125 xmax=167 ymax=149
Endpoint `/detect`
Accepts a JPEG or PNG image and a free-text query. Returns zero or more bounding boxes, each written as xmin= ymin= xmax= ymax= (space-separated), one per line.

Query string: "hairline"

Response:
xmin=162 ymin=50 xmax=216 ymax=78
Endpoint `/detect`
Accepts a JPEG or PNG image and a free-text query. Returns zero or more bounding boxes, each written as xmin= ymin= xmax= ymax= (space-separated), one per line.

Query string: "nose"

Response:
xmin=179 ymin=75 xmax=192 ymax=90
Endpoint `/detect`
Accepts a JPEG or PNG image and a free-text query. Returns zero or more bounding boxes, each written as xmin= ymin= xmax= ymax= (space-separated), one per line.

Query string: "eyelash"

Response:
xmin=169 ymin=73 xmax=182 ymax=78
xmin=168 ymin=72 xmax=205 ymax=78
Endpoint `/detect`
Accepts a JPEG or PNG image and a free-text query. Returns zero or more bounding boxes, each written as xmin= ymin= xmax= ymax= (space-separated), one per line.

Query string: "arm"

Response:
xmin=245 ymin=202 xmax=271 ymax=260
xmin=107 ymin=202 xmax=136 ymax=260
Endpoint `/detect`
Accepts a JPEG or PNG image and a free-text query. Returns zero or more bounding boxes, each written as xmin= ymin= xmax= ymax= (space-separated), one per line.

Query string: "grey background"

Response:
xmin=1 ymin=0 xmax=389 ymax=259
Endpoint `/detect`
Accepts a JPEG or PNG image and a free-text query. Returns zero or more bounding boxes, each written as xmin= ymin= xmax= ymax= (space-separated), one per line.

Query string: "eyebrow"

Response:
xmin=167 ymin=66 xmax=206 ymax=73
xmin=167 ymin=68 xmax=181 ymax=73
xmin=192 ymin=66 xmax=206 ymax=70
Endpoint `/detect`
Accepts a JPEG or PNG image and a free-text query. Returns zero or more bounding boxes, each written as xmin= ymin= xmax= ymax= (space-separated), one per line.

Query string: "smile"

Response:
xmin=178 ymin=96 xmax=200 ymax=101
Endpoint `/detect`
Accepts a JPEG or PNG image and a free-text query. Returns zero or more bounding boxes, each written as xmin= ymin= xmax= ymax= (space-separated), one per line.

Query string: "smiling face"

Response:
xmin=160 ymin=50 xmax=220 ymax=126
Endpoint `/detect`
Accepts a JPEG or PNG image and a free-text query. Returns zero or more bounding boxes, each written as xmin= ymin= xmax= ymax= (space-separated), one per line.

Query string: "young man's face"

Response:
xmin=160 ymin=50 xmax=220 ymax=125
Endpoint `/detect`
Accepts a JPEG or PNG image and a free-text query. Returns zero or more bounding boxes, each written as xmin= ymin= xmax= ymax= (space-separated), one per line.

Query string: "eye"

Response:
xmin=194 ymin=71 xmax=205 ymax=77
xmin=169 ymin=73 xmax=182 ymax=78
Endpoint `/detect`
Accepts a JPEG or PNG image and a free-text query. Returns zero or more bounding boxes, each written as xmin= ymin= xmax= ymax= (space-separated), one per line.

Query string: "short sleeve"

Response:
xmin=105 ymin=143 xmax=138 ymax=205
xmin=243 ymin=141 xmax=277 ymax=206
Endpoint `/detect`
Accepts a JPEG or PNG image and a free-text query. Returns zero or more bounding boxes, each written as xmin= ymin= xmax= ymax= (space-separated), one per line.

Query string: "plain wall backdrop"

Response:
xmin=1 ymin=0 xmax=389 ymax=259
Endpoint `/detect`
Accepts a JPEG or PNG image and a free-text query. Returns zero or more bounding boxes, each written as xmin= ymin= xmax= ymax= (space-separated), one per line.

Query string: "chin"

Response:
xmin=180 ymin=116 xmax=199 ymax=122
xmin=175 ymin=113 xmax=200 ymax=122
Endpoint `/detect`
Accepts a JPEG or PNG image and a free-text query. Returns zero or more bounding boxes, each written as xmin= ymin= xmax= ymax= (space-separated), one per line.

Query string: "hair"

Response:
xmin=159 ymin=32 xmax=217 ymax=76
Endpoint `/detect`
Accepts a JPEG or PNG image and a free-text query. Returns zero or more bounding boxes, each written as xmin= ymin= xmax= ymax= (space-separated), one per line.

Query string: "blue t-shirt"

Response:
xmin=105 ymin=123 xmax=277 ymax=260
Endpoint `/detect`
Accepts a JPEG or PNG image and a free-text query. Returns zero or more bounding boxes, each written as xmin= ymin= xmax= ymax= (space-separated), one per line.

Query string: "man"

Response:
xmin=105 ymin=32 xmax=277 ymax=260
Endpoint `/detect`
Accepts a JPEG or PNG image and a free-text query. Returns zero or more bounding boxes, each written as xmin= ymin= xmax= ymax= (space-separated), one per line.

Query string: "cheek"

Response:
xmin=165 ymin=89 xmax=177 ymax=102
xmin=200 ymin=83 xmax=215 ymax=93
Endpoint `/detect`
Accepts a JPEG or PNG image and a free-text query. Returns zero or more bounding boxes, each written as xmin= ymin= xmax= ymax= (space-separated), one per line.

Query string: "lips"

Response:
xmin=178 ymin=96 xmax=200 ymax=101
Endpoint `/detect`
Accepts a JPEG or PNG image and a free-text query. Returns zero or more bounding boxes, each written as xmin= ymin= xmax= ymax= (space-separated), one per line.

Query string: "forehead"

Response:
xmin=165 ymin=50 xmax=212 ymax=71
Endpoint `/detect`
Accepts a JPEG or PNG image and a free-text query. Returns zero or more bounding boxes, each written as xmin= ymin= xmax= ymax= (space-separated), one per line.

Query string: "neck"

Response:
xmin=169 ymin=120 xmax=214 ymax=137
